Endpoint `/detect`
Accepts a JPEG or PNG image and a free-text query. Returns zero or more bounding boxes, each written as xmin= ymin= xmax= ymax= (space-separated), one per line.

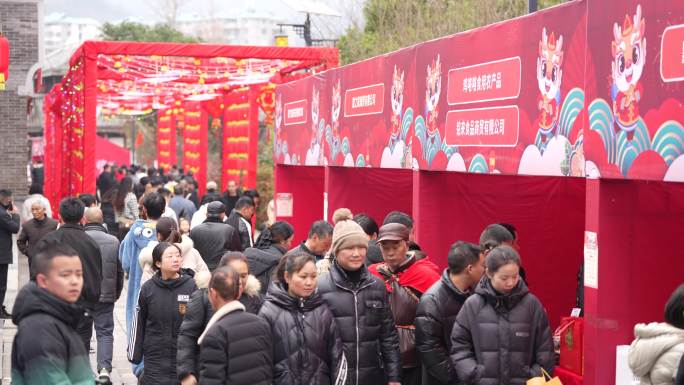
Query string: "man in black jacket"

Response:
xmin=177 ymin=252 xmax=263 ymax=384
xmin=0 ymin=189 xmax=20 ymax=318
xmin=11 ymin=242 xmax=93 ymax=384
xmin=415 ymin=241 xmax=484 ymax=385
xmin=288 ymin=220 xmax=333 ymax=262
xmin=190 ymin=201 xmax=241 ymax=270
xmin=85 ymin=207 xmax=124 ymax=381
xmin=317 ymin=219 xmax=401 ymax=385
xmin=17 ymin=199 xmax=58 ymax=272
xmin=37 ymin=197 xmax=103 ymax=351
xmin=198 ymin=266 xmax=273 ymax=385
xmin=226 ymin=196 xmax=255 ymax=251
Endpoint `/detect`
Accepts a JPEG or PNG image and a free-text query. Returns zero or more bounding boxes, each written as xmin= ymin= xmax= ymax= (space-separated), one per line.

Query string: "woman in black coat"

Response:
xmin=450 ymin=245 xmax=554 ymax=385
xmin=129 ymin=242 xmax=197 ymax=385
xmin=258 ymin=251 xmax=347 ymax=385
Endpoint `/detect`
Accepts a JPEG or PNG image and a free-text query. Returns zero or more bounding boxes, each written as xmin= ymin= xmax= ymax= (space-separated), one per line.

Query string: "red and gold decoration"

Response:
xmin=42 ymin=41 xmax=338 ymax=199
xmin=0 ymin=32 xmax=9 ymax=91
xmin=182 ymin=101 xmax=208 ymax=196
xmin=156 ymin=109 xmax=177 ymax=172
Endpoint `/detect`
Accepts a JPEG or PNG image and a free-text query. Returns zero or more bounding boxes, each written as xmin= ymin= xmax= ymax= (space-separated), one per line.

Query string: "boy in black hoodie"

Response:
xmin=11 ymin=241 xmax=94 ymax=384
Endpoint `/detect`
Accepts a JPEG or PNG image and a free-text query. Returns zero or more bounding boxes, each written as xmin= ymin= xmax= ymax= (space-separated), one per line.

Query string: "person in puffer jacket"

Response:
xmin=450 ymin=245 xmax=554 ymax=385
xmin=317 ymin=220 xmax=401 ymax=385
xmin=245 ymin=221 xmax=294 ymax=295
xmin=629 ymin=284 xmax=684 ymax=385
xmin=258 ymin=252 xmax=347 ymax=385
xmin=177 ymin=251 xmax=263 ymax=384
xmin=139 ymin=217 xmax=209 ymax=286
xmin=128 ymin=242 xmax=197 ymax=385
xmin=415 ymin=241 xmax=484 ymax=385
xmin=11 ymin=243 xmax=93 ymax=385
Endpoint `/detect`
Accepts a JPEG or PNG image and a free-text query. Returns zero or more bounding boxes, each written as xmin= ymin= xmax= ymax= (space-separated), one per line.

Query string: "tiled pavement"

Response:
xmin=1 ymin=238 xmax=138 ymax=385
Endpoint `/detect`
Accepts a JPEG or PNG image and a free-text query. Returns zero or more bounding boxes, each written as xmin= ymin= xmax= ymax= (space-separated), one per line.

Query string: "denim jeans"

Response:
xmin=92 ymin=302 xmax=115 ymax=372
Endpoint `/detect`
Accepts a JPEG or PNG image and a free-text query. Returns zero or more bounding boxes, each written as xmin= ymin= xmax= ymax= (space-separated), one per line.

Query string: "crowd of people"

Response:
xmin=1 ymin=169 xmax=683 ymax=385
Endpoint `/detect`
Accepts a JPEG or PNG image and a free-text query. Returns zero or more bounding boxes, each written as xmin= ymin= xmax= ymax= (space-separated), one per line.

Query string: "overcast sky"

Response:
xmin=43 ymin=0 xmax=364 ymax=35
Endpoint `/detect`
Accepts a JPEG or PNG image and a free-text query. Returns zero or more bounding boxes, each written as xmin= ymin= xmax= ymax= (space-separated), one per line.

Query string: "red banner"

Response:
xmin=660 ymin=24 xmax=684 ymax=82
xmin=343 ymin=83 xmax=385 ymax=117
xmin=584 ymin=1 xmax=684 ymax=182
xmin=222 ymin=89 xmax=250 ymax=190
xmin=444 ymin=106 xmax=519 ymax=147
xmin=447 ymin=57 xmax=521 ymax=105
xmin=182 ymin=101 xmax=208 ymax=196
xmin=284 ymin=99 xmax=308 ymax=126
xmin=157 ymin=109 xmax=177 ymax=172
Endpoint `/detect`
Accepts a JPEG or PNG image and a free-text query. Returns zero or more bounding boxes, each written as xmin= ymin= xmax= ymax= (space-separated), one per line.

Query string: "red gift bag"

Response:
xmin=558 ymin=316 xmax=584 ymax=375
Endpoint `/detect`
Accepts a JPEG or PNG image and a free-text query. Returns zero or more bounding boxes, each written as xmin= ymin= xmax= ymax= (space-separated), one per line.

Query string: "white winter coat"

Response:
xmin=139 ymin=235 xmax=210 ymax=286
xmin=629 ymin=322 xmax=684 ymax=385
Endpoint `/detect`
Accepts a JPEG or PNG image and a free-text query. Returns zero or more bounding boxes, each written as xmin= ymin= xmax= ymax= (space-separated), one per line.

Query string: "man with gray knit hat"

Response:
xmin=318 ymin=219 xmax=402 ymax=385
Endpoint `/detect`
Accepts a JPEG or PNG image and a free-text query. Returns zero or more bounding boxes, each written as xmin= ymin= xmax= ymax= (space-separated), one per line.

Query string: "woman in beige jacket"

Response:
xmin=629 ymin=284 xmax=684 ymax=385
xmin=139 ymin=217 xmax=209 ymax=287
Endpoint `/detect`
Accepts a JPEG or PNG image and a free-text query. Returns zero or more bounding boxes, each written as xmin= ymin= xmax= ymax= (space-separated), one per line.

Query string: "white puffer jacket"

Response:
xmin=629 ymin=322 xmax=684 ymax=385
xmin=139 ymin=235 xmax=210 ymax=287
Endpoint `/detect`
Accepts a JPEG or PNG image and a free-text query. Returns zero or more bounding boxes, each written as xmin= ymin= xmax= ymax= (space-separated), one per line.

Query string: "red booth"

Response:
xmin=276 ymin=1 xmax=684 ymax=384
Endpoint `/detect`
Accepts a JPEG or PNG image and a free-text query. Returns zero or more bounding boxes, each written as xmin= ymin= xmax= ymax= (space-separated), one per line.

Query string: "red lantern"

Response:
xmin=0 ymin=33 xmax=9 ymax=91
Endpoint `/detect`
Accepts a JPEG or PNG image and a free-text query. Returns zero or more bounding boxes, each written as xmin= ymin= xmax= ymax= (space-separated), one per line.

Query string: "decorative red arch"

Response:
xmin=44 ymin=40 xmax=338 ymax=208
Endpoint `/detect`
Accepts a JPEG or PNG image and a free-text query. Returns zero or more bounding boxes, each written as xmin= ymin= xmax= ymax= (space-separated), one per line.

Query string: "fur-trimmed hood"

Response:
xmin=139 ymin=235 xmax=209 ymax=287
xmin=195 ymin=271 xmax=262 ymax=297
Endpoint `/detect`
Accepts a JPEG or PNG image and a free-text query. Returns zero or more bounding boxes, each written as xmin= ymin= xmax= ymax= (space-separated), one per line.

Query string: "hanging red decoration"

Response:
xmin=0 ymin=33 xmax=9 ymax=91
xmin=257 ymin=83 xmax=276 ymax=126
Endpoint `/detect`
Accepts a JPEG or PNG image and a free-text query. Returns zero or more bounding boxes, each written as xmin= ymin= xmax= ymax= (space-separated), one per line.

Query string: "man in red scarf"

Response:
xmin=369 ymin=223 xmax=440 ymax=385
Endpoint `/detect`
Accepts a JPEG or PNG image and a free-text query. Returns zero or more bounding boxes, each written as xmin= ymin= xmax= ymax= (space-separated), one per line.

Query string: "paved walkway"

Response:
xmin=1 ymin=237 xmax=139 ymax=385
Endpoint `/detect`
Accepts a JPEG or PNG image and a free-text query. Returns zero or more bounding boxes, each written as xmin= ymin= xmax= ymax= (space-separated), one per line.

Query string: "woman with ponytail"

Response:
xmin=244 ymin=221 xmax=295 ymax=295
xmin=139 ymin=217 xmax=209 ymax=286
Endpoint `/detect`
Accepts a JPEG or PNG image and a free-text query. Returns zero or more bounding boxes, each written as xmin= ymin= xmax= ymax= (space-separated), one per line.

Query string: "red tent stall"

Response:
xmin=44 ymin=40 xmax=338 ymax=208
xmin=274 ymin=165 xmax=325 ymax=246
xmin=275 ymin=1 xmax=684 ymax=384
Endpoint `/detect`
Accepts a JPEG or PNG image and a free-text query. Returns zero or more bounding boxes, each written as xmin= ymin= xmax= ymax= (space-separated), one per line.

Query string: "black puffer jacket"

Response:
xmin=189 ymin=218 xmax=241 ymax=270
xmin=245 ymin=245 xmax=286 ymax=295
xmin=11 ymin=282 xmax=93 ymax=385
xmin=450 ymin=277 xmax=554 ymax=385
xmin=317 ymin=261 xmax=401 ymax=385
xmin=198 ymin=301 xmax=273 ymax=385
xmin=415 ymin=269 xmax=471 ymax=385
xmin=177 ymin=275 xmax=263 ymax=381
xmin=129 ymin=270 xmax=197 ymax=385
xmin=258 ymin=282 xmax=347 ymax=385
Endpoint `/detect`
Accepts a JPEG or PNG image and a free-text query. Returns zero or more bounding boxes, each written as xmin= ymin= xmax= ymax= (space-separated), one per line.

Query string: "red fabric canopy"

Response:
xmin=44 ymin=40 xmax=338 ymax=200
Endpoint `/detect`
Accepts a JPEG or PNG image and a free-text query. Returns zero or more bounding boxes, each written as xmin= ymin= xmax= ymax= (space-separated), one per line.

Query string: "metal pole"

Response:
xmin=304 ymin=13 xmax=312 ymax=46
xmin=529 ymin=0 xmax=538 ymax=13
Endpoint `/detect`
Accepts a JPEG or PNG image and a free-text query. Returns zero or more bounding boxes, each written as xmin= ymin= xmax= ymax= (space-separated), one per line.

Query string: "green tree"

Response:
xmin=338 ymin=0 xmax=564 ymax=64
xmin=101 ymin=21 xmax=200 ymax=43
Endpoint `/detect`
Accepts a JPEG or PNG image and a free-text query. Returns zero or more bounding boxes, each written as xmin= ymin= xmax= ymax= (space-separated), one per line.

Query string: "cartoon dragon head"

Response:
xmin=331 ymin=79 xmax=341 ymax=123
xmin=612 ymin=5 xmax=646 ymax=93
xmin=425 ymin=55 xmax=442 ymax=114
xmin=391 ymin=65 xmax=404 ymax=118
xmin=537 ymin=28 xmax=563 ymax=100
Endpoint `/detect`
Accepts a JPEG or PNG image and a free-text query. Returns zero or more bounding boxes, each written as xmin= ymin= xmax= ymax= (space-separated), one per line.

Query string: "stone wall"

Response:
xmin=0 ymin=0 xmax=40 ymax=197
